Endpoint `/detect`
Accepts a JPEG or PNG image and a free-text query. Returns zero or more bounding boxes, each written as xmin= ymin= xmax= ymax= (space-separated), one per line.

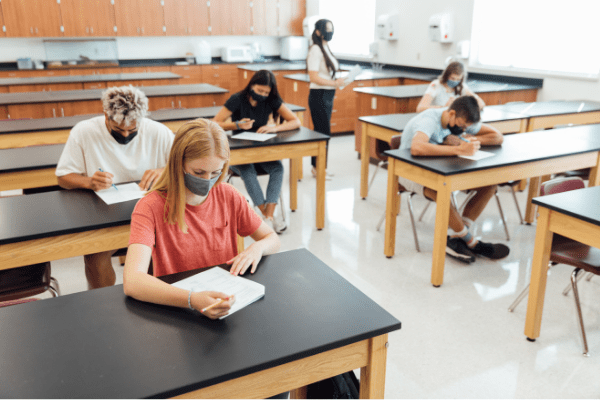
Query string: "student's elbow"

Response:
xmin=56 ymin=175 xmax=73 ymax=190
xmin=410 ymin=142 xmax=426 ymax=156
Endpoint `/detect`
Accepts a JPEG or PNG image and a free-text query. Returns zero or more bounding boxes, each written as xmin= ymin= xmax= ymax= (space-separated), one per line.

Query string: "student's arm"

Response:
xmin=227 ymin=221 xmax=280 ymax=276
xmin=416 ymin=93 xmax=446 ymax=112
xmin=139 ymin=168 xmax=164 ymax=191
xmin=411 ymin=131 xmax=480 ymax=156
xmin=469 ymin=123 xmax=503 ymax=146
xmin=307 ymin=71 xmax=345 ymax=88
xmin=57 ymin=171 xmax=114 ymax=191
xmin=256 ymin=103 xmax=301 ymax=133
xmin=123 ymin=243 xmax=234 ymax=319
xmin=464 ymin=88 xmax=486 ymax=110
xmin=212 ymin=107 xmax=254 ymax=131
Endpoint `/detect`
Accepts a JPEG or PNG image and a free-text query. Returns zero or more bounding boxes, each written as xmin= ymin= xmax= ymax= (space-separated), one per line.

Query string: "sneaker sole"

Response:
xmin=445 ymin=247 xmax=475 ymax=263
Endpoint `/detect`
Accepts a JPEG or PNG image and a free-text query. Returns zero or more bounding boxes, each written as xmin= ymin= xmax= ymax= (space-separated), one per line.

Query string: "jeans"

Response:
xmin=309 ymin=88 xmax=335 ymax=167
xmin=229 ymin=161 xmax=283 ymax=206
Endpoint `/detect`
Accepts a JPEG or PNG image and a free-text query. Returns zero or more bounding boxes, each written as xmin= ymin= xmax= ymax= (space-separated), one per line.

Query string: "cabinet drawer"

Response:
xmin=374 ymin=78 xmax=401 ymax=87
xmin=330 ymin=118 xmax=355 ymax=133
xmin=83 ymin=82 xmax=108 ymax=90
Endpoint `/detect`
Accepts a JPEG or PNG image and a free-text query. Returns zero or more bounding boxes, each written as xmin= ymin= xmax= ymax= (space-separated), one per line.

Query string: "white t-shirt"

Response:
xmin=55 ymin=116 xmax=174 ymax=184
xmin=307 ymin=44 xmax=339 ymax=90
xmin=424 ymin=79 xmax=472 ymax=107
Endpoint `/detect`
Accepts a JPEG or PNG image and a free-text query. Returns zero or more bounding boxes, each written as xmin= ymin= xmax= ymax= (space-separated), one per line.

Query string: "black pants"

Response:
xmin=308 ymin=88 xmax=335 ymax=167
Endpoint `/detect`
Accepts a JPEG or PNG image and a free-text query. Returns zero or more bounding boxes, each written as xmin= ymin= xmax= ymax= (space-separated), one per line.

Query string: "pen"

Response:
xmin=201 ymin=297 xmax=228 ymax=313
xmin=98 ymin=168 xmax=118 ymax=191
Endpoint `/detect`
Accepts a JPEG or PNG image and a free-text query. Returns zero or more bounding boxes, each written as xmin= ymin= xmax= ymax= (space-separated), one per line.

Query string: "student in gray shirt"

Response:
xmin=399 ymin=96 xmax=509 ymax=263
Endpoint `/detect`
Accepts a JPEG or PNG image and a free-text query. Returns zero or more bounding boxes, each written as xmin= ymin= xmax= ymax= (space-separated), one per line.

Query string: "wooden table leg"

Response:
xmin=290 ymin=158 xmax=298 ymax=211
xmin=524 ymin=207 xmax=553 ymax=340
xmin=360 ymin=122 xmax=371 ymax=199
xmin=359 ymin=334 xmax=388 ymax=399
xmin=524 ymin=176 xmax=541 ymax=224
xmin=431 ymin=182 xmax=451 ymax=287
xmin=316 ymin=142 xmax=326 ymax=230
xmin=588 ymin=152 xmax=600 ymax=187
xmin=384 ymin=159 xmax=398 ymax=258
xmin=237 ymin=235 xmax=245 ymax=253
xmin=290 ymin=386 xmax=307 ymax=399
xmin=297 ymin=157 xmax=303 ymax=181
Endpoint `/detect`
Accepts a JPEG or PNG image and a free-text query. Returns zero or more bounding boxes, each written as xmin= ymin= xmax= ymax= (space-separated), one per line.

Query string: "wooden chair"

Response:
xmin=508 ymin=177 xmax=599 ymax=356
xmin=0 ymin=262 xmax=60 ymax=307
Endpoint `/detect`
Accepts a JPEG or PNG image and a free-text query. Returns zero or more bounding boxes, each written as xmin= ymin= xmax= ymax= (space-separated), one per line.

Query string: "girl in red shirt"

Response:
xmin=123 ymin=119 xmax=280 ymax=319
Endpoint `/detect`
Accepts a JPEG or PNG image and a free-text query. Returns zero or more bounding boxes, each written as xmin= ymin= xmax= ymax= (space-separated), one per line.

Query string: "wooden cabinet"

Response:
xmin=252 ymin=0 xmax=278 ymax=36
xmin=171 ymin=66 xmax=203 ymax=85
xmin=477 ymin=89 xmax=538 ymax=106
xmin=8 ymin=103 xmax=60 ymax=119
xmin=209 ymin=0 xmax=252 ymax=36
xmin=60 ymin=0 xmax=116 ymax=37
xmin=0 ymin=5 xmax=6 ymax=37
xmin=114 ymin=0 xmax=165 ymax=36
xmin=201 ymin=64 xmax=239 ymax=93
xmin=278 ymin=0 xmax=304 ymax=36
xmin=164 ymin=0 xmax=209 ymax=36
xmin=2 ymin=0 xmax=63 ymax=37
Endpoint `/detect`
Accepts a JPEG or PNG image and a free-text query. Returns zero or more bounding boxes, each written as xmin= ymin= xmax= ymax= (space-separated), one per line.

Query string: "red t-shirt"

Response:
xmin=129 ymin=183 xmax=262 ymax=277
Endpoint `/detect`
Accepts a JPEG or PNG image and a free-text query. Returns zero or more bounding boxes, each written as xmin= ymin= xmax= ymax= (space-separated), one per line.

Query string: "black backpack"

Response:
xmin=306 ymin=371 xmax=360 ymax=399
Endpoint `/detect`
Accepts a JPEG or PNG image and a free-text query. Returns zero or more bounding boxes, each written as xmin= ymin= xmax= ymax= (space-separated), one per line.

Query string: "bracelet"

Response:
xmin=235 ymin=121 xmax=240 ymax=130
xmin=188 ymin=289 xmax=195 ymax=311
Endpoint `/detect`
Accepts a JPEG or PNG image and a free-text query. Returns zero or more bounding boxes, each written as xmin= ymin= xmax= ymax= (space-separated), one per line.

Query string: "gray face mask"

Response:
xmin=184 ymin=172 xmax=221 ymax=197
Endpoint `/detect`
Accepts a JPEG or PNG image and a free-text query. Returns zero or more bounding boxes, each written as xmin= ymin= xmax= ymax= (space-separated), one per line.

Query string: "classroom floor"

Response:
xmin=47 ymin=134 xmax=600 ymax=399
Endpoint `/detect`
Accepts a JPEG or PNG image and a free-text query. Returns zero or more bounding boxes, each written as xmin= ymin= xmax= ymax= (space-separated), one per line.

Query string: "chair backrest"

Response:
xmin=390 ymin=134 xmax=401 ymax=150
xmin=540 ymin=177 xmax=585 ymax=196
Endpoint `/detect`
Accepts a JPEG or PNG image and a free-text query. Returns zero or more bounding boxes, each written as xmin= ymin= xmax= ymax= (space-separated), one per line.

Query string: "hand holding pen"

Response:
xmin=90 ymin=168 xmax=117 ymax=191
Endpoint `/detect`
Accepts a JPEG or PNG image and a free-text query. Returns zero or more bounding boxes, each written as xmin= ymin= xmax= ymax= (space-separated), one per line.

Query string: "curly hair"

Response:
xmin=101 ymin=85 xmax=149 ymax=126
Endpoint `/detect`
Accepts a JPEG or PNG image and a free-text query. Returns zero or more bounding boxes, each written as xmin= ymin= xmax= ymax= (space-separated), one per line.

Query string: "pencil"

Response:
xmin=98 ymin=168 xmax=118 ymax=191
xmin=201 ymin=298 xmax=227 ymax=313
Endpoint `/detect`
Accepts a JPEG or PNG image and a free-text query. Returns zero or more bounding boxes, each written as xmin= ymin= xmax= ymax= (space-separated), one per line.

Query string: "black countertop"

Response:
xmin=0 ymin=248 xmax=400 ymax=399
xmin=0 ymin=144 xmax=65 ymax=172
xmin=384 ymin=124 xmax=600 ymax=176
xmin=532 ymin=185 xmax=600 ymax=227
xmin=0 ymin=103 xmax=305 ymax=134
xmin=0 ymin=83 xmax=228 ymax=105
xmin=0 ymin=72 xmax=181 ymax=86
xmin=488 ymin=100 xmax=600 ymax=117
xmin=359 ymin=107 xmax=529 ymax=132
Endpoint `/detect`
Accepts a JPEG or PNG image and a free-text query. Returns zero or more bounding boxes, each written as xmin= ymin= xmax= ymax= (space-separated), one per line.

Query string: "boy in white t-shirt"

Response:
xmin=55 ymin=85 xmax=174 ymax=289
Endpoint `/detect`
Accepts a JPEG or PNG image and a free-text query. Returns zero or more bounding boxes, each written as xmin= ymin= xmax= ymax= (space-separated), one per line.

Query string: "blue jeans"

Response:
xmin=230 ymin=161 xmax=283 ymax=206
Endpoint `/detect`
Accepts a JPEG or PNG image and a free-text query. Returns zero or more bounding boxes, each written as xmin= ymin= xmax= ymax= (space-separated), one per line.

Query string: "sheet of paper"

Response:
xmin=459 ymin=150 xmax=495 ymax=161
xmin=172 ymin=267 xmax=265 ymax=319
xmin=343 ymin=64 xmax=362 ymax=85
xmin=231 ymin=132 xmax=277 ymax=142
xmin=95 ymin=182 xmax=146 ymax=205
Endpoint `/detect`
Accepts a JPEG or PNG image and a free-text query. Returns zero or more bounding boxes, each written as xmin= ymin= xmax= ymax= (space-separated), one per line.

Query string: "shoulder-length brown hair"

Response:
xmin=150 ymin=119 xmax=230 ymax=233
xmin=439 ymin=61 xmax=466 ymax=96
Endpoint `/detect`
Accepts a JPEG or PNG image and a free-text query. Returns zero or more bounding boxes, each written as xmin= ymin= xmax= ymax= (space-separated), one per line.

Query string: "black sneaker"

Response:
xmin=471 ymin=241 xmax=510 ymax=259
xmin=446 ymin=237 xmax=476 ymax=263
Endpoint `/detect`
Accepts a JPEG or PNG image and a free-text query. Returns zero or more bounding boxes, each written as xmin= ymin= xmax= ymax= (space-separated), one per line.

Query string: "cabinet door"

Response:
xmin=2 ymin=0 xmax=61 ymax=37
xmin=36 ymin=0 xmax=63 ymax=37
xmin=139 ymin=0 xmax=165 ymax=36
xmin=163 ymin=0 xmax=187 ymax=35
xmin=171 ymin=66 xmax=203 ymax=84
xmin=208 ymin=0 xmax=230 ymax=35
xmin=230 ymin=0 xmax=251 ymax=35
xmin=278 ymin=0 xmax=304 ymax=36
xmin=252 ymin=0 xmax=278 ymax=36
xmin=0 ymin=4 xmax=6 ymax=37
xmin=187 ymin=0 xmax=209 ymax=35
xmin=60 ymin=0 xmax=89 ymax=36
xmin=114 ymin=0 xmax=142 ymax=36
xmin=8 ymin=103 xmax=59 ymax=119
xmin=91 ymin=0 xmax=117 ymax=36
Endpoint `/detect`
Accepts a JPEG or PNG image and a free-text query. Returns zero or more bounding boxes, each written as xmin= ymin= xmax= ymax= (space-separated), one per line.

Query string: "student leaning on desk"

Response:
xmin=123 ymin=119 xmax=280 ymax=319
xmin=55 ymin=85 xmax=174 ymax=290
xmin=416 ymin=61 xmax=486 ymax=113
xmin=400 ymin=96 xmax=509 ymax=263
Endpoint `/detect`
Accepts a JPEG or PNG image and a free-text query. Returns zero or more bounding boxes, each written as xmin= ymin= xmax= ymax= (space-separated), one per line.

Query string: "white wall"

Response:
xmin=0 ymin=35 xmax=281 ymax=62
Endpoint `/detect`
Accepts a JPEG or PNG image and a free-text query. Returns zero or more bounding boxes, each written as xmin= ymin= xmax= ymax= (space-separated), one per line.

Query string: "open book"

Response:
xmin=172 ymin=267 xmax=265 ymax=319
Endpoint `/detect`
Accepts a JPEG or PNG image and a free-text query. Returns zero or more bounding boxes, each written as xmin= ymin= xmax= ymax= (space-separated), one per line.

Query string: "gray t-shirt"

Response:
xmin=399 ymin=108 xmax=482 ymax=150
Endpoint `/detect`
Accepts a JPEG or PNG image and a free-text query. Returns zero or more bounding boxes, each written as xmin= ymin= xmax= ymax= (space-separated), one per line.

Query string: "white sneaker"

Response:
xmin=264 ymin=217 xmax=275 ymax=231
xmin=311 ymin=166 xmax=333 ymax=180
xmin=272 ymin=207 xmax=287 ymax=234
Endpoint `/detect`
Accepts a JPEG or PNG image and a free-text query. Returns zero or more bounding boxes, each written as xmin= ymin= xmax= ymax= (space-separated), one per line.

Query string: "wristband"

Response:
xmin=235 ymin=121 xmax=240 ymax=130
xmin=188 ymin=289 xmax=195 ymax=311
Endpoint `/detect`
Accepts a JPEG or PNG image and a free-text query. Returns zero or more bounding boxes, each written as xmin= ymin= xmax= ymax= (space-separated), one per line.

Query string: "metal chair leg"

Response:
xmin=376 ymin=192 xmax=399 ymax=232
xmin=407 ymin=193 xmax=420 ymax=252
xmin=510 ymin=186 xmax=524 ymax=224
xmin=278 ymin=192 xmax=286 ymax=223
xmin=495 ymin=189 xmax=510 ymax=241
xmin=49 ymin=277 xmax=60 ymax=297
xmin=508 ymin=262 xmax=553 ymax=312
xmin=570 ymin=268 xmax=590 ymax=356
xmin=368 ymin=161 xmax=386 ymax=192
xmin=562 ymin=270 xmax=587 ymax=296
xmin=418 ymin=202 xmax=431 ymax=222
xmin=458 ymin=190 xmax=477 ymax=214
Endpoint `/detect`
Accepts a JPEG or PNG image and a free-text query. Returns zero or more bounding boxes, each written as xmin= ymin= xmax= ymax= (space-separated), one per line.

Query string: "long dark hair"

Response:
xmin=241 ymin=70 xmax=282 ymax=122
xmin=439 ymin=61 xmax=465 ymax=96
xmin=308 ymin=19 xmax=339 ymax=79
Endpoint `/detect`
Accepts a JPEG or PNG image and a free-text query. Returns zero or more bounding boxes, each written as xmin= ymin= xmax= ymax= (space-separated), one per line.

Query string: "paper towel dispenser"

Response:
xmin=376 ymin=13 xmax=399 ymax=40
xmin=429 ymin=13 xmax=453 ymax=43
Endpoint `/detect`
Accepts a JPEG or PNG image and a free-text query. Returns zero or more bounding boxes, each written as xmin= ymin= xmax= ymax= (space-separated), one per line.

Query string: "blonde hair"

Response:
xmin=101 ymin=85 xmax=149 ymax=126
xmin=150 ymin=119 xmax=230 ymax=233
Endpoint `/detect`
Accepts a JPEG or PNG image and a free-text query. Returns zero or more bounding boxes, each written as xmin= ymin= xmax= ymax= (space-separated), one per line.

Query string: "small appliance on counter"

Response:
xmin=17 ymin=58 xmax=33 ymax=70
xmin=280 ymin=36 xmax=309 ymax=61
xmin=192 ymin=40 xmax=212 ymax=64
xmin=221 ymin=46 xmax=253 ymax=63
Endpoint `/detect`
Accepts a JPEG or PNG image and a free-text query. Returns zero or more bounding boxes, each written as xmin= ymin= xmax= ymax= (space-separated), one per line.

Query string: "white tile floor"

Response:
xmin=44 ymin=135 xmax=600 ymax=398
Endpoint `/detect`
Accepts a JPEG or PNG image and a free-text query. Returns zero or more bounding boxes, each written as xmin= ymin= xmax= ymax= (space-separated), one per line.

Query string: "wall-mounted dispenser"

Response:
xmin=376 ymin=13 xmax=399 ymax=40
xmin=428 ymin=13 xmax=453 ymax=43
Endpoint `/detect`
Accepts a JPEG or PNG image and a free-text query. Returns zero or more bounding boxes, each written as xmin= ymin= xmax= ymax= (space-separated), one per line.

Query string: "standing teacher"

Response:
xmin=307 ymin=18 xmax=345 ymax=179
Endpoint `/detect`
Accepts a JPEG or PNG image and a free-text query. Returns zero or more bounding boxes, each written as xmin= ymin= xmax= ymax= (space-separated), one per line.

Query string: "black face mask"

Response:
xmin=448 ymin=124 xmax=464 ymax=136
xmin=323 ymin=31 xmax=334 ymax=41
xmin=250 ymin=90 xmax=268 ymax=103
xmin=110 ymin=129 xmax=138 ymax=145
